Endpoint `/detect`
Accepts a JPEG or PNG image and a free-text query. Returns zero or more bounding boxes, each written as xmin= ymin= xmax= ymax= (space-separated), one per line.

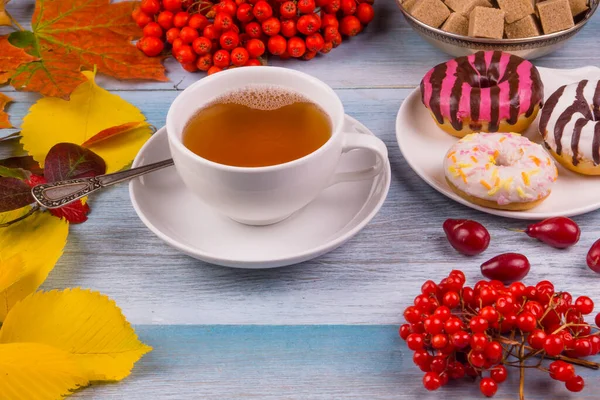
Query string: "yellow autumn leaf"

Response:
xmin=0 ymin=288 xmax=153 ymax=381
xmin=0 ymin=342 xmax=89 ymax=400
xmin=0 ymin=255 xmax=24 ymax=293
xmin=20 ymin=70 xmax=152 ymax=173
xmin=0 ymin=207 xmax=68 ymax=322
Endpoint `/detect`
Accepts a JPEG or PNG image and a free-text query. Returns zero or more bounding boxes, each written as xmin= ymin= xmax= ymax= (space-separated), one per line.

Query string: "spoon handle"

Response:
xmin=31 ymin=159 xmax=175 ymax=209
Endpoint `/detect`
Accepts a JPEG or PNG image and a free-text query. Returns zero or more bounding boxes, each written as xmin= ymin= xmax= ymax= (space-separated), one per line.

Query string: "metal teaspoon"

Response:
xmin=31 ymin=159 xmax=174 ymax=209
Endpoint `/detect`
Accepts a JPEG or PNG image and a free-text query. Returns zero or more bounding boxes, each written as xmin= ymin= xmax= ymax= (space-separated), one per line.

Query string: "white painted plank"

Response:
xmin=0 ymin=88 xmax=590 ymax=325
xmin=1 ymin=0 xmax=599 ymax=92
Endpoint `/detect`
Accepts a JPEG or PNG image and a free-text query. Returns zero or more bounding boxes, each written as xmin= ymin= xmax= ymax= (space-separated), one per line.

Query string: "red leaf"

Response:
xmin=0 ymin=156 xmax=43 ymax=175
xmin=81 ymin=121 xmax=150 ymax=148
xmin=49 ymin=199 xmax=90 ymax=224
xmin=44 ymin=143 xmax=106 ymax=183
xmin=0 ymin=177 xmax=33 ymax=212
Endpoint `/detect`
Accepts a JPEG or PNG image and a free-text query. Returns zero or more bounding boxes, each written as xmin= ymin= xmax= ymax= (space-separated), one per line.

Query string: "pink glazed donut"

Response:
xmin=421 ymin=51 xmax=544 ymax=138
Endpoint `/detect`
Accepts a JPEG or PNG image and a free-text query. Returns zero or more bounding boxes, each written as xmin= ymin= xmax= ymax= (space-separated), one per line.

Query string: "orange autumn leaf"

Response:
xmin=0 ymin=93 xmax=12 ymax=128
xmin=5 ymin=0 xmax=167 ymax=99
xmin=81 ymin=121 xmax=152 ymax=148
xmin=0 ymin=35 xmax=37 ymax=84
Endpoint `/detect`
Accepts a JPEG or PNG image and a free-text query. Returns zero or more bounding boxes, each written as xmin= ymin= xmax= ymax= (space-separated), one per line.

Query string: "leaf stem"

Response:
xmin=0 ymin=205 xmax=39 ymax=227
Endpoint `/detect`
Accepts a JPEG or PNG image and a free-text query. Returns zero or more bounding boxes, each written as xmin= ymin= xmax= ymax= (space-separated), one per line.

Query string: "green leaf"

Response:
xmin=0 ymin=165 xmax=30 ymax=180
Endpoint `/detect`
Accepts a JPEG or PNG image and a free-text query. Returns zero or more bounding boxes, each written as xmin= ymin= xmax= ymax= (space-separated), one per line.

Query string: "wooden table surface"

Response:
xmin=3 ymin=1 xmax=600 ymax=399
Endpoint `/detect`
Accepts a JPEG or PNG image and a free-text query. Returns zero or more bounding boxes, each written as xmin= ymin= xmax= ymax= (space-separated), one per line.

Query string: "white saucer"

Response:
xmin=129 ymin=115 xmax=391 ymax=269
xmin=396 ymin=66 xmax=600 ymax=220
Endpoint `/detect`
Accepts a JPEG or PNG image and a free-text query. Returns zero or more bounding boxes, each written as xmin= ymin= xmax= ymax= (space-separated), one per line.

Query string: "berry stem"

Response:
xmin=519 ymin=343 xmax=525 ymax=400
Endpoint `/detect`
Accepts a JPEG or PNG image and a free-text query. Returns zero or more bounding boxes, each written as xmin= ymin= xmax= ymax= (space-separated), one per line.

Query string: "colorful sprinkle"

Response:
xmin=480 ymin=180 xmax=492 ymax=190
xmin=521 ymin=172 xmax=530 ymax=186
xmin=471 ymin=156 xmax=478 ymax=163
xmin=530 ymin=155 xmax=541 ymax=166
xmin=499 ymin=137 xmax=507 ymax=142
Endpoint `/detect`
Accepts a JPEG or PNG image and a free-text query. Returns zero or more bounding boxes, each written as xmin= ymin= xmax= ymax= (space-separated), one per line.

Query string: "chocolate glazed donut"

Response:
xmin=539 ymin=80 xmax=600 ymax=175
xmin=420 ymin=51 xmax=544 ymax=136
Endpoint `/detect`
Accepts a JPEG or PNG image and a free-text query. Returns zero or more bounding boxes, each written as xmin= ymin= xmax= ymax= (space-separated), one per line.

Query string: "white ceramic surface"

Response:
xmin=396 ymin=66 xmax=600 ymax=220
xmin=130 ymin=116 xmax=391 ymax=269
xmin=166 ymin=66 xmax=388 ymax=225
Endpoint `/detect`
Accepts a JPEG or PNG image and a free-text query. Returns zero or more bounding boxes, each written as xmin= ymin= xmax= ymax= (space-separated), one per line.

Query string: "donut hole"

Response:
xmin=494 ymin=149 xmax=524 ymax=167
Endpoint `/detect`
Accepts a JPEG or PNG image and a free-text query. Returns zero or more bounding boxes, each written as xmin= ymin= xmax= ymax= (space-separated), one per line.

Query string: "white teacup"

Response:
xmin=166 ymin=66 xmax=388 ymax=226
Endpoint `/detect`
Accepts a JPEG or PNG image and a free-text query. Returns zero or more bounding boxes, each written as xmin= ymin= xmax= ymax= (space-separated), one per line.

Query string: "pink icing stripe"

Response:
xmin=517 ymin=61 xmax=533 ymax=115
xmin=457 ymin=82 xmax=472 ymax=120
xmin=484 ymin=51 xmax=493 ymax=71
xmin=422 ymin=69 xmax=433 ymax=108
xmin=439 ymin=60 xmax=458 ymax=119
xmin=498 ymin=81 xmax=511 ymax=121
xmin=479 ymin=87 xmax=491 ymax=121
xmin=498 ymin=53 xmax=511 ymax=81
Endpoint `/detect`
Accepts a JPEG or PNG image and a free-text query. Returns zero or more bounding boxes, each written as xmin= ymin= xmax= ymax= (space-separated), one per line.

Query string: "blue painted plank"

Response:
xmin=74 ymin=325 xmax=599 ymax=399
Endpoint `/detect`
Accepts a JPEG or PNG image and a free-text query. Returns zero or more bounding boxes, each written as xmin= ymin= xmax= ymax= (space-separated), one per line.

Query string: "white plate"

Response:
xmin=396 ymin=66 xmax=600 ymax=220
xmin=130 ymin=115 xmax=391 ymax=269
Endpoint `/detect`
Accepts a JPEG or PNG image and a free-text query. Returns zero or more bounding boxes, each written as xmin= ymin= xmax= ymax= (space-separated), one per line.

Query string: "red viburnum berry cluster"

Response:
xmin=400 ymin=270 xmax=600 ymax=398
xmin=132 ymin=0 xmax=375 ymax=75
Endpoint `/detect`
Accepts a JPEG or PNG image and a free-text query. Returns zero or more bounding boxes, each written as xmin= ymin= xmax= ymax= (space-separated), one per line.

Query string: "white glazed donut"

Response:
xmin=443 ymin=132 xmax=558 ymax=211
xmin=539 ymin=80 xmax=600 ymax=176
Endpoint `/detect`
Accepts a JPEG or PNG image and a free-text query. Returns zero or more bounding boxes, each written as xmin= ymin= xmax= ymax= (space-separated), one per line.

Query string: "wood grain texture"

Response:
xmin=1 ymin=0 xmax=599 ymax=92
xmin=74 ymin=325 xmax=600 ymax=399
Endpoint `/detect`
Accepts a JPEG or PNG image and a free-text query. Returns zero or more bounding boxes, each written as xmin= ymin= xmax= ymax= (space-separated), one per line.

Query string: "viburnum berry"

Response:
xmin=262 ymin=17 xmax=281 ymax=36
xmin=287 ymin=36 xmax=306 ymax=57
xmin=517 ymin=311 xmax=537 ymax=332
xmin=442 ymin=291 xmax=460 ymax=308
xmin=524 ymin=301 xmax=544 ymax=319
xmin=192 ymin=37 xmax=212 ymax=55
xmin=245 ymin=21 xmax=262 ymax=38
xmin=139 ymin=36 xmax=164 ymax=57
xmin=324 ymin=0 xmax=341 ymax=13
xmin=444 ymin=317 xmax=462 ymax=334
xmin=406 ymin=333 xmax=425 ymax=351
xmin=166 ymin=27 xmax=180 ymax=44
xmin=527 ymin=329 xmax=547 ymax=349
xmin=470 ymin=332 xmax=489 ymax=352
xmin=143 ymin=22 xmax=163 ymax=38
xmin=484 ymin=341 xmax=503 ymax=363
xmin=220 ymin=30 xmax=240 ymax=50
xmin=469 ymin=316 xmax=489 ymax=333
xmin=245 ymin=58 xmax=262 ymax=66
xmin=231 ymin=47 xmax=249 ymax=66
xmin=196 ymin=53 xmax=213 ymax=71
xmin=399 ymin=324 xmax=411 ymax=340
xmin=173 ymin=11 xmax=190 ymax=28
xmin=157 ymin=11 xmax=174 ymax=31
xmin=469 ymin=351 xmax=486 ymax=368
xmin=214 ymin=12 xmax=234 ymax=31
xmin=566 ymin=376 xmax=585 ymax=392
xmin=252 ymin=0 xmax=273 ymax=21
xmin=246 ymin=38 xmax=266 ymax=58
xmin=543 ymin=334 xmax=565 ymax=356
xmin=573 ymin=338 xmax=593 ymax=357
xmin=140 ymin=0 xmax=161 ymax=15
xmin=451 ymin=331 xmax=470 ymax=349
xmin=213 ymin=49 xmax=231 ymax=68
xmin=180 ymin=26 xmax=200 ymax=43
xmin=207 ymin=66 xmax=222 ymax=75
xmin=203 ymin=24 xmax=221 ymax=40
xmin=237 ymin=3 xmax=254 ymax=22
xmin=297 ymin=14 xmax=321 ymax=35
xmin=433 ymin=306 xmax=451 ymax=321
xmin=189 ymin=14 xmax=210 ymax=30
xmin=356 ymin=3 xmax=375 ymax=24
xmin=280 ymin=1 xmax=297 ymax=18
xmin=431 ymin=334 xmax=448 ymax=349
xmin=215 ymin=0 xmax=237 ymax=16
xmin=490 ymin=365 xmax=507 ymax=383
xmin=575 ymin=296 xmax=594 ymax=315
xmin=480 ymin=306 xmax=499 ymax=323
xmin=175 ymin=44 xmax=197 ymax=64
xmin=340 ymin=0 xmax=357 ymax=15
xmin=479 ymin=377 xmax=498 ymax=397
xmin=163 ymin=0 xmax=183 ymax=12
xmin=550 ymin=361 xmax=576 ymax=382
xmin=423 ymin=316 xmax=444 ymax=335
xmin=423 ymin=372 xmax=442 ymax=391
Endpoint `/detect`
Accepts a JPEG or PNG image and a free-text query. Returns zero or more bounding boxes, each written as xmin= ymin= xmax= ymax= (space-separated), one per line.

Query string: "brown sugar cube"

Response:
xmin=537 ymin=0 xmax=575 ymax=34
xmin=441 ymin=12 xmax=470 ymax=35
xmin=569 ymin=0 xmax=589 ymax=16
xmin=402 ymin=0 xmax=419 ymax=11
xmin=505 ymin=14 xmax=542 ymax=38
xmin=497 ymin=0 xmax=535 ymax=23
xmin=445 ymin=0 xmax=493 ymax=15
xmin=411 ymin=0 xmax=451 ymax=28
xmin=468 ymin=6 xmax=506 ymax=38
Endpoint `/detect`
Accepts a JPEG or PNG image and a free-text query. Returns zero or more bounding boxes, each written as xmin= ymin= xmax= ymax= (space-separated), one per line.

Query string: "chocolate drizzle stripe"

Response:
xmin=554 ymin=80 xmax=590 ymax=155
xmin=488 ymin=52 xmax=502 ymax=86
xmin=428 ymin=63 xmax=449 ymax=124
xmin=594 ymin=80 xmax=600 ymax=121
xmin=571 ymin=118 xmax=588 ymax=166
xmin=506 ymin=55 xmax=523 ymax=125
xmin=449 ymin=73 xmax=463 ymax=131
xmin=526 ymin=65 xmax=543 ymax=117
xmin=539 ymin=85 xmax=566 ymax=140
xmin=594 ymin=122 xmax=600 ymax=165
